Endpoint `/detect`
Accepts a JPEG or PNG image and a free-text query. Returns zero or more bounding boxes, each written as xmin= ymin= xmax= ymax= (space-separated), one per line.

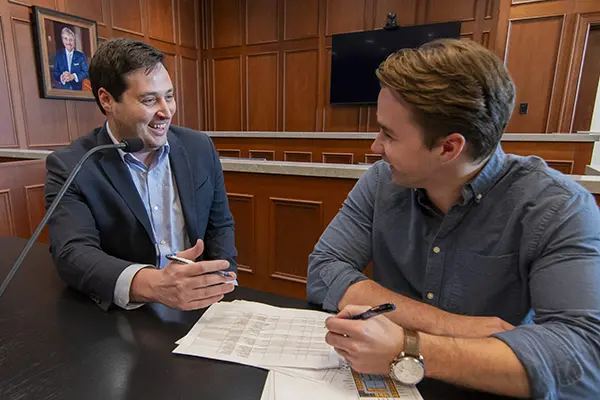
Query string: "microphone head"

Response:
xmin=120 ymin=138 xmax=145 ymax=153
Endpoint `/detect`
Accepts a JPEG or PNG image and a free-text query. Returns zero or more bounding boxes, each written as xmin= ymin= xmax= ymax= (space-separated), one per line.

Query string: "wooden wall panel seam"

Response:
xmin=245 ymin=51 xmax=280 ymax=131
xmin=0 ymin=17 xmax=18 ymax=148
xmin=0 ymin=189 xmax=16 ymax=237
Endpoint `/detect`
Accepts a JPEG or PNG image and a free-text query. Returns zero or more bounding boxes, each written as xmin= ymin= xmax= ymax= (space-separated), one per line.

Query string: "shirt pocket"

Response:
xmin=449 ymin=251 xmax=524 ymax=320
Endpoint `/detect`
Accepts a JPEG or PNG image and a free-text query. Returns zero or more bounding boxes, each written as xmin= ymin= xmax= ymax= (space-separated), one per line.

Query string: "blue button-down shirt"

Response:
xmin=106 ymin=125 xmax=190 ymax=309
xmin=307 ymin=145 xmax=600 ymax=399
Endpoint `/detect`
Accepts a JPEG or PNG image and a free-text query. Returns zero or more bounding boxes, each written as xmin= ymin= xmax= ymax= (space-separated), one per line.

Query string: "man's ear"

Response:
xmin=98 ymin=88 xmax=113 ymax=114
xmin=439 ymin=133 xmax=466 ymax=163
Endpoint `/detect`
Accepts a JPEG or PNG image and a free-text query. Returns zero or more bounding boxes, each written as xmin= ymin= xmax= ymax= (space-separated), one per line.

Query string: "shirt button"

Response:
xmin=433 ymin=246 xmax=440 ymax=254
xmin=476 ymin=193 xmax=483 ymax=202
xmin=153 ymin=205 xmax=159 ymax=211
xmin=427 ymin=292 xmax=435 ymax=300
xmin=160 ymin=240 xmax=166 ymax=245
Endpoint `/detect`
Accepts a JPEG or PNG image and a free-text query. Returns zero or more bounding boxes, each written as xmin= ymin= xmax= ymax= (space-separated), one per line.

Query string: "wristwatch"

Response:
xmin=390 ymin=328 xmax=425 ymax=385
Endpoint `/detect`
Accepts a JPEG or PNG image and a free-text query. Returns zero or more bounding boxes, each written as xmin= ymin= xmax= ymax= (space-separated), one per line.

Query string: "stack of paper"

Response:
xmin=174 ymin=300 xmax=423 ymax=399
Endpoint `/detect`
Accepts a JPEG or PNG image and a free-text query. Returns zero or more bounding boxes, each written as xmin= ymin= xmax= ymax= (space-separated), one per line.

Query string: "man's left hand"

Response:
xmin=325 ymin=305 xmax=404 ymax=374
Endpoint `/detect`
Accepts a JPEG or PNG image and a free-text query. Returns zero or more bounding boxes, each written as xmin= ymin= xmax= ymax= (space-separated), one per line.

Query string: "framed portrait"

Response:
xmin=33 ymin=6 xmax=98 ymax=101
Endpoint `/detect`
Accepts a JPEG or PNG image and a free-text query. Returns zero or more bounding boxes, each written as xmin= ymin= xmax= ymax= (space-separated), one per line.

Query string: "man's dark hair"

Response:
xmin=89 ymin=38 xmax=164 ymax=115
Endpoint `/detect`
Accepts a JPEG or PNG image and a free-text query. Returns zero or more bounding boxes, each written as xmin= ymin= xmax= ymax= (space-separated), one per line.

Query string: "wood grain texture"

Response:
xmin=178 ymin=0 xmax=198 ymax=48
xmin=504 ymin=16 xmax=563 ymax=133
xmin=284 ymin=0 xmax=319 ymax=40
xmin=65 ymin=0 xmax=105 ymax=25
xmin=247 ymin=52 xmax=278 ymax=131
xmin=181 ymin=56 xmax=200 ymax=130
xmin=246 ymin=0 xmax=279 ymax=44
xmin=211 ymin=0 xmax=242 ymax=48
xmin=213 ymin=56 xmax=242 ymax=130
xmin=227 ymin=193 xmax=255 ymax=272
xmin=148 ymin=0 xmax=176 ymax=43
xmin=111 ymin=0 xmax=144 ymax=35
xmin=211 ymin=136 xmax=595 ymax=175
xmin=572 ymin=27 xmax=600 ymax=133
xmin=0 ymin=18 xmax=17 ymax=147
xmin=326 ymin=0 xmax=367 ymax=36
xmin=283 ymin=49 xmax=319 ymax=131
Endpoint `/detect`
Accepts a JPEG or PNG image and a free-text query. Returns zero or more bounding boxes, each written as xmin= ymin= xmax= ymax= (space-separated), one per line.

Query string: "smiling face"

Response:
xmin=99 ymin=63 xmax=176 ymax=151
xmin=61 ymin=33 xmax=75 ymax=52
xmin=370 ymin=87 xmax=444 ymax=188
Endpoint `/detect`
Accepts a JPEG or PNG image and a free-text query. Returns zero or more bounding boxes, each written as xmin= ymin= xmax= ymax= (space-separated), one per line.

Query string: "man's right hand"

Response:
xmin=130 ymin=239 xmax=236 ymax=310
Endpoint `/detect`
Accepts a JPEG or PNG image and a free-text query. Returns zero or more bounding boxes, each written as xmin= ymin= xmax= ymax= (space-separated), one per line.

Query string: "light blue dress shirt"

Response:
xmin=106 ymin=124 xmax=190 ymax=309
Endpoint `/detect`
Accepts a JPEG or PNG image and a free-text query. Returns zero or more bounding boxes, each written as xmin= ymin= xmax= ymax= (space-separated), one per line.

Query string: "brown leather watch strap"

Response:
xmin=403 ymin=328 xmax=420 ymax=358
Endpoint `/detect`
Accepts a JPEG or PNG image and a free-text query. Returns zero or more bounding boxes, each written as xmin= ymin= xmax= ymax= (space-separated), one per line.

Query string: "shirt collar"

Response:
xmin=104 ymin=122 xmax=170 ymax=167
xmin=414 ymin=144 xmax=508 ymax=209
xmin=460 ymin=144 xmax=507 ymax=205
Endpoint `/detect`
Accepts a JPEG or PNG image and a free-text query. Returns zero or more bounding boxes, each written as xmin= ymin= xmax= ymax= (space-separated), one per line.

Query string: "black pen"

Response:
xmin=165 ymin=254 xmax=235 ymax=280
xmin=348 ymin=303 xmax=396 ymax=320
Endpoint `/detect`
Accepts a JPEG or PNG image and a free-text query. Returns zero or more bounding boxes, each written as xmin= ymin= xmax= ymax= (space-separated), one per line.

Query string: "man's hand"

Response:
xmin=130 ymin=239 xmax=236 ymax=310
xmin=325 ymin=305 xmax=404 ymax=374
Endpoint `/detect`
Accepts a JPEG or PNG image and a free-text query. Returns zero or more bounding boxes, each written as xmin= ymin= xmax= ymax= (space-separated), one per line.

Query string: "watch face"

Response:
xmin=392 ymin=357 xmax=424 ymax=385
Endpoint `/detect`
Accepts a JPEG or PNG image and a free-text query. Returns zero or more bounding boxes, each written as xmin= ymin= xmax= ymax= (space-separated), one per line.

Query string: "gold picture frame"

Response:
xmin=33 ymin=6 xmax=98 ymax=101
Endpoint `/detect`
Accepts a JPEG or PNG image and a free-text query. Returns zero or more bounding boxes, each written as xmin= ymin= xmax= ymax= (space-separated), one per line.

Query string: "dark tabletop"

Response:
xmin=0 ymin=236 xmax=512 ymax=400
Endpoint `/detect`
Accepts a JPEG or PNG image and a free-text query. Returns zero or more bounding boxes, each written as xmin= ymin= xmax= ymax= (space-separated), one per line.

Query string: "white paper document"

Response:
xmin=173 ymin=300 xmax=343 ymax=369
xmin=260 ymin=365 xmax=424 ymax=400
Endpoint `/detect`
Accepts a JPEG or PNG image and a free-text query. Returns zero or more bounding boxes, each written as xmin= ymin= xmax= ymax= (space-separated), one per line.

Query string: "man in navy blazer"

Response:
xmin=45 ymin=38 xmax=238 ymax=312
xmin=52 ymin=27 xmax=88 ymax=90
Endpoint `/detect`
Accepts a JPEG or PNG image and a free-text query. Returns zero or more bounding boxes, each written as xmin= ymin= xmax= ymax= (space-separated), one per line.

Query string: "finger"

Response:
xmin=336 ymin=305 xmax=372 ymax=319
xmin=189 ymin=283 xmax=235 ymax=302
xmin=183 ymin=259 xmax=231 ymax=277
xmin=184 ymin=294 xmax=225 ymax=310
xmin=177 ymin=239 xmax=205 ymax=261
xmin=187 ymin=272 xmax=237 ymax=289
xmin=325 ymin=331 xmax=354 ymax=353
xmin=325 ymin=317 xmax=363 ymax=338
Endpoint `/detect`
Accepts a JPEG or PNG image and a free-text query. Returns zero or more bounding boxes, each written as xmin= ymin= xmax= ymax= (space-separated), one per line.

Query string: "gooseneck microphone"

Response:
xmin=0 ymin=137 xmax=144 ymax=298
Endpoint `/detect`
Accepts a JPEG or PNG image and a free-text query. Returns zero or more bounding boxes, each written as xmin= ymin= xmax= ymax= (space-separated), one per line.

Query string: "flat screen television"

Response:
xmin=330 ymin=21 xmax=461 ymax=105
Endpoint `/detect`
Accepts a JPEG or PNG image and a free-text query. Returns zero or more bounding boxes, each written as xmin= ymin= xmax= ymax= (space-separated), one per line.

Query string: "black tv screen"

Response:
xmin=330 ymin=21 xmax=461 ymax=105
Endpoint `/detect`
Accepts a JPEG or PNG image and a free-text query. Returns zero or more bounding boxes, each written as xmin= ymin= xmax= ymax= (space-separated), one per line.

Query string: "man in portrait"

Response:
xmin=52 ymin=26 xmax=89 ymax=90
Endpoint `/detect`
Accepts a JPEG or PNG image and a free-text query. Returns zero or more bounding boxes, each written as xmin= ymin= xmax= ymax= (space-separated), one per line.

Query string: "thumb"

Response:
xmin=336 ymin=305 xmax=372 ymax=319
xmin=177 ymin=239 xmax=204 ymax=261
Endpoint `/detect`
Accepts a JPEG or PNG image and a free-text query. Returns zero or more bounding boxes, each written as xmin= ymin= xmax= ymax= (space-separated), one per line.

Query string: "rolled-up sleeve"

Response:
xmin=492 ymin=190 xmax=600 ymax=399
xmin=307 ymin=163 xmax=380 ymax=311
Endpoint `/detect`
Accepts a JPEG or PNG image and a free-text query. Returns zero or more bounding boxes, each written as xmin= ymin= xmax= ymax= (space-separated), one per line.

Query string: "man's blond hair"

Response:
xmin=376 ymin=39 xmax=515 ymax=161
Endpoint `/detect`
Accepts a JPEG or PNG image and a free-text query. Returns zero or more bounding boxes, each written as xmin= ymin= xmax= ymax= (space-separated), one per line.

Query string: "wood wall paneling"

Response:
xmin=572 ymin=26 xmax=600 ymax=133
xmin=111 ymin=0 xmax=144 ymax=35
xmin=148 ymin=0 xmax=176 ymax=44
xmin=13 ymin=19 xmax=70 ymax=147
xmin=211 ymin=0 xmax=242 ymax=48
xmin=74 ymin=102 xmax=105 ymax=137
xmin=249 ymin=150 xmax=275 ymax=160
xmin=247 ymin=52 xmax=278 ymax=131
xmin=0 ymin=190 xmax=15 ymax=237
xmin=178 ymin=0 xmax=198 ymax=48
xmin=326 ymin=0 xmax=367 ymax=36
xmin=284 ymin=0 xmax=320 ymax=40
xmin=180 ymin=56 xmax=200 ymax=130
xmin=283 ymin=49 xmax=319 ymax=131
xmin=246 ymin=0 xmax=279 ymax=44
xmin=504 ymin=16 xmax=563 ymax=133
xmin=322 ymin=152 xmax=353 ymax=164
xmin=0 ymin=160 xmax=46 ymax=241
xmin=8 ymin=0 xmax=56 ymax=8
xmin=0 ymin=18 xmax=18 ymax=147
xmin=64 ymin=0 xmax=105 ymax=25
xmin=373 ymin=0 xmax=419 ymax=28
xmin=424 ymin=0 xmax=477 ymax=23
xmin=269 ymin=197 xmax=323 ymax=283
xmin=227 ymin=193 xmax=255 ymax=273
xmin=162 ymin=53 xmax=180 ymax=126
xmin=24 ymin=184 xmax=47 ymax=243
xmin=213 ymin=56 xmax=242 ymax=130
xmin=217 ymin=149 xmax=241 ymax=157
xmin=284 ymin=151 xmax=312 ymax=162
